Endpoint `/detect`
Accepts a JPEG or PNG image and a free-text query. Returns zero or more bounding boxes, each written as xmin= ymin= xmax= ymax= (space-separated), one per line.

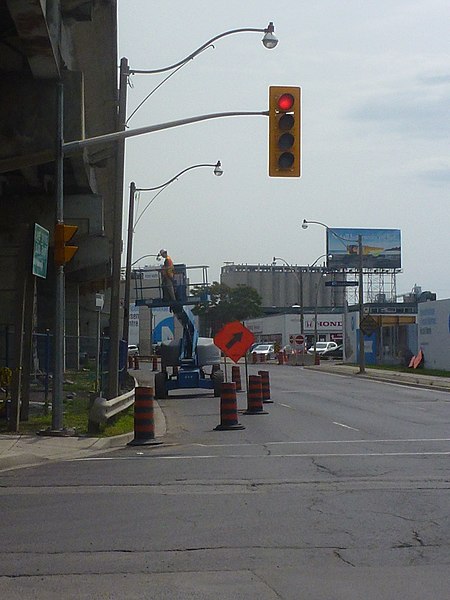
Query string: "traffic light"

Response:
xmin=54 ymin=223 xmax=78 ymax=265
xmin=268 ymin=86 xmax=301 ymax=177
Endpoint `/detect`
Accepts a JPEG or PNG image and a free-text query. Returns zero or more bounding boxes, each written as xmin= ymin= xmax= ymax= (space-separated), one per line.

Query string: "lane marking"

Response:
xmin=332 ymin=421 xmax=360 ymax=431
xmin=78 ymin=450 xmax=450 ymax=462
xmin=195 ymin=438 xmax=450 ymax=448
xmin=279 ymin=403 xmax=293 ymax=408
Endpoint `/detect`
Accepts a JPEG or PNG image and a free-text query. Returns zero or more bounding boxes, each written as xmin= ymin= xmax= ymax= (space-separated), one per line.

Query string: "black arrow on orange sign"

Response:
xmin=225 ymin=331 xmax=243 ymax=349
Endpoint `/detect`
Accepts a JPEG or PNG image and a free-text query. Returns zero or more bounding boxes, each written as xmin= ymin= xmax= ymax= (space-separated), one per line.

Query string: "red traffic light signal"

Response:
xmin=268 ymin=86 xmax=301 ymax=177
xmin=54 ymin=223 xmax=78 ymax=265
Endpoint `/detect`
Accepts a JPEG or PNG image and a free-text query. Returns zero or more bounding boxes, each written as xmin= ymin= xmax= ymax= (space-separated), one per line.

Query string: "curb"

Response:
xmin=0 ymin=399 xmax=166 ymax=473
xmin=305 ymin=365 xmax=450 ymax=393
xmin=0 ymin=452 xmax=50 ymax=472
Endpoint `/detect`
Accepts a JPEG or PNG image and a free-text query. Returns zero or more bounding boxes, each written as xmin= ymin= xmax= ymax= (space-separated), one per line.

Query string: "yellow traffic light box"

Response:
xmin=54 ymin=223 xmax=78 ymax=265
xmin=268 ymin=86 xmax=301 ymax=178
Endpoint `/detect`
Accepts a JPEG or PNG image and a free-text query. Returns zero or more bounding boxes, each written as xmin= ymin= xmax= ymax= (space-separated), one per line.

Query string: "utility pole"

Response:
xmin=358 ymin=234 xmax=366 ymax=374
xmin=122 ymin=181 xmax=136 ymax=345
xmin=53 ymin=81 xmax=65 ymax=430
xmin=108 ymin=57 xmax=128 ymax=399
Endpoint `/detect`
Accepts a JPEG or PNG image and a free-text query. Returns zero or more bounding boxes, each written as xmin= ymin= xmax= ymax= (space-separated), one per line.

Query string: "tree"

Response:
xmin=192 ymin=282 xmax=263 ymax=336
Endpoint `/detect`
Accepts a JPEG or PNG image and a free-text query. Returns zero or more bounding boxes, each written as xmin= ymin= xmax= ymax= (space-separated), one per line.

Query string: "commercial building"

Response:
xmin=221 ymin=263 xmax=443 ymax=367
xmin=417 ymin=298 xmax=450 ymax=371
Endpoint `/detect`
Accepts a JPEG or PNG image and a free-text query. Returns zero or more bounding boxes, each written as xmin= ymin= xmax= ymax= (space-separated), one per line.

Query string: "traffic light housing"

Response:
xmin=54 ymin=223 xmax=78 ymax=265
xmin=268 ymin=86 xmax=301 ymax=177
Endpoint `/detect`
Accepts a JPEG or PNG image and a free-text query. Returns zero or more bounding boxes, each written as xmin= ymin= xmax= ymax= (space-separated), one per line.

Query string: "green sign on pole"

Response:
xmin=32 ymin=223 xmax=49 ymax=278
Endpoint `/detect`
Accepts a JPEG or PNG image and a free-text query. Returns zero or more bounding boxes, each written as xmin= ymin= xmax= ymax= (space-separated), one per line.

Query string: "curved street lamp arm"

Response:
xmin=133 ymin=162 xmax=221 ymax=230
xmin=128 ymin=25 xmax=274 ymax=75
xmin=302 ymin=219 xmax=352 ymax=249
xmin=131 ymin=254 xmax=160 ymax=267
xmin=302 ymin=219 xmax=328 ymax=230
xmin=310 ymin=253 xmax=328 ymax=267
xmin=136 ymin=163 xmax=220 ymax=192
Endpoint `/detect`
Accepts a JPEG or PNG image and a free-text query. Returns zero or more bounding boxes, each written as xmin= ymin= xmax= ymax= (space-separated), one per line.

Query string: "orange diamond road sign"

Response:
xmin=214 ymin=321 xmax=255 ymax=363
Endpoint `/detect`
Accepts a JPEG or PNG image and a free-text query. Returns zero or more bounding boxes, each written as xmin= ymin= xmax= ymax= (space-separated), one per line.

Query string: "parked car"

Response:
xmin=251 ymin=343 xmax=276 ymax=360
xmin=307 ymin=341 xmax=338 ymax=356
xmin=128 ymin=344 xmax=139 ymax=357
xmin=249 ymin=342 xmax=262 ymax=354
xmin=321 ymin=343 xmax=343 ymax=359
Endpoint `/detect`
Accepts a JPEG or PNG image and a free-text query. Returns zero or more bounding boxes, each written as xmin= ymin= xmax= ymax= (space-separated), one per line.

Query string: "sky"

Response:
xmin=118 ymin=0 xmax=450 ymax=299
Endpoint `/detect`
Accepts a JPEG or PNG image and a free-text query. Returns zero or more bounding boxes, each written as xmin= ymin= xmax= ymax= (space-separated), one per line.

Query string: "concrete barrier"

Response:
xmin=287 ymin=353 xmax=315 ymax=366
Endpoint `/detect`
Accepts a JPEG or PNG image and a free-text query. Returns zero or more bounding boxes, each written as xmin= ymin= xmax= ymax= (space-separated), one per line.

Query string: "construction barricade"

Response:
xmin=128 ymin=386 xmax=163 ymax=446
xmin=214 ymin=382 xmax=245 ymax=431
xmin=244 ymin=375 xmax=268 ymax=415
xmin=231 ymin=365 xmax=242 ymax=392
xmin=258 ymin=370 xmax=273 ymax=403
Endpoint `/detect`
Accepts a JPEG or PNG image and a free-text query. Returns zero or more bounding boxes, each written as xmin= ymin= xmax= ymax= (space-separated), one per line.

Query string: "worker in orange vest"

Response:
xmin=158 ymin=249 xmax=176 ymax=301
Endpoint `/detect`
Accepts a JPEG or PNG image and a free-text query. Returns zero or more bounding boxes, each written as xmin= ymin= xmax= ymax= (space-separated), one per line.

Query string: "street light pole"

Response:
xmin=122 ymin=181 xmax=137 ymax=347
xmin=108 ymin=56 xmax=128 ymax=400
xmin=107 ymin=23 xmax=278 ymax=399
xmin=272 ymin=256 xmax=304 ymax=337
xmin=302 ymin=219 xmax=366 ymax=374
xmin=52 ymin=80 xmax=65 ymax=431
xmin=357 ymin=234 xmax=365 ymax=374
xmin=122 ymin=162 xmax=223 ymax=346
xmin=313 ymin=277 xmax=323 ymax=366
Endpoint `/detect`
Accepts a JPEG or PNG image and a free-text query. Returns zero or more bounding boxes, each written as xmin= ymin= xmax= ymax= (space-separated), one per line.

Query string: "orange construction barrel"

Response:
xmin=244 ymin=375 xmax=268 ymax=415
xmin=128 ymin=386 xmax=163 ymax=446
xmin=231 ymin=365 xmax=242 ymax=392
xmin=258 ymin=370 xmax=273 ymax=404
xmin=214 ymin=382 xmax=245 ymax=431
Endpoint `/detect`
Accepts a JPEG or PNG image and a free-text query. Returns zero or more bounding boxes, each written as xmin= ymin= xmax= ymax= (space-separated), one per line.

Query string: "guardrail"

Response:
xmin=89 ymin=386 xmax=135 ymax=424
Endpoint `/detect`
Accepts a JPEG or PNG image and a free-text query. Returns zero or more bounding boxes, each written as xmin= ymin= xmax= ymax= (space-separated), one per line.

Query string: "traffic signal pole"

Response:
xmin=47 ymin=107 xmax=268 ymax=432
xmin=63 ymin=111 xmax=269 ymax=155
xmin=53 ymin=81 xmax=65 ymax=431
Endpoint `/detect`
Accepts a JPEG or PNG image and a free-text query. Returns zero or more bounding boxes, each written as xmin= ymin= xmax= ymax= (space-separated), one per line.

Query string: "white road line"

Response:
xmin=279 ymin=403 xmax=293 ymax=408
xmin=333 ymin=421 xmax=360 ymax=431
xmin=79 ymin=450 xmax=450 ymax=462
xmin=196 ymin=438 xmax=450 ymax=447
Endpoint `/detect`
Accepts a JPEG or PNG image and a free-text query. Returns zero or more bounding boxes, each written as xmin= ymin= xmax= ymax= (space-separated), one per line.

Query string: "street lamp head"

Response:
xmin=262 ymin=22 xmax=278 ymax=49
xmin=214 ymin=161 xmax=223 ymax=176
xmin=301 ymin=219 xmax=309 ymax=229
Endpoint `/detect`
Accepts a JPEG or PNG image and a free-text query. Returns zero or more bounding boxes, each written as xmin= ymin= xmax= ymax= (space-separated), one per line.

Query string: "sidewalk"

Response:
xmin=0 ymin=365 xmax=165 ymax=473
xmin=305 ymin=362 xmax=450 ymax=392
xmin=1 ymin=362 xmax=449 ymax=473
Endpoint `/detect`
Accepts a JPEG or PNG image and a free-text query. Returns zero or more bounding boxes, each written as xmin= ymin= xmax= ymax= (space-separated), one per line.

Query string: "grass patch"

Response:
xmin=0 ymin=360 xmax=135 ymax=436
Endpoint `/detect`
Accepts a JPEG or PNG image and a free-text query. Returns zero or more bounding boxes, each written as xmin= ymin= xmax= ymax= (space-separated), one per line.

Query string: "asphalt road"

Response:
xmin=1 ymin=364 xmax=449 ymax=599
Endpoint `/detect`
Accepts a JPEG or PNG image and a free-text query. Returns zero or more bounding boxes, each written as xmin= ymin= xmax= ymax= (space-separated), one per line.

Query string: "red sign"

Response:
xmin=214 ymin=321 xmax=255 ymax=363
xmin=295 ymin=334 xmax=305 ymax=345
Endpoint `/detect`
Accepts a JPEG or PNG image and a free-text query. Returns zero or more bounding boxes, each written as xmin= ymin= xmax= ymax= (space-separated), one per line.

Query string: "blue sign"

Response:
xmin=325 ymin=280 xmax=359 ymax=287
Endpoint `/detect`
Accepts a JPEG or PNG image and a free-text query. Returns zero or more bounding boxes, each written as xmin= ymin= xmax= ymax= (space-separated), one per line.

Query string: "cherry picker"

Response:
xmin=134 ymin=264 xmax=223 ymax=399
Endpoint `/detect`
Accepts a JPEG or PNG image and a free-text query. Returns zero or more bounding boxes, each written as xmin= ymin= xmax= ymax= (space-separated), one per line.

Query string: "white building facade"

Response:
xmin=418 ymin=299 xmax=450 ymax=370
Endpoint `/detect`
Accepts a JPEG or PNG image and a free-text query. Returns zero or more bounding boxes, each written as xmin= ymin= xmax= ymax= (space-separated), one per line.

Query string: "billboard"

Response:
xmin=326 ymin=228 xmax=401 ymax=269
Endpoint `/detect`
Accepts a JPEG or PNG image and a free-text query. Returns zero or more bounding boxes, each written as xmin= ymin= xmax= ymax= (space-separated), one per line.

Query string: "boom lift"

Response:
xmin=134 ymin=264 xmax=223 ymax=399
